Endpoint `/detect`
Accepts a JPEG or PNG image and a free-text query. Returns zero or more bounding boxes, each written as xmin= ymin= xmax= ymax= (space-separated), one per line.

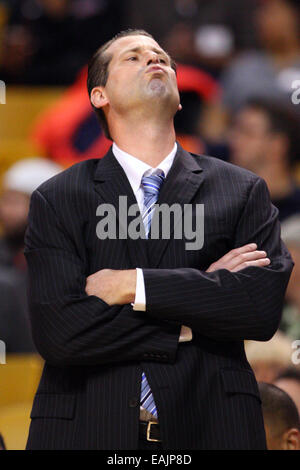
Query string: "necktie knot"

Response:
xmin=141 ymin=171 xmax=165 ymax=197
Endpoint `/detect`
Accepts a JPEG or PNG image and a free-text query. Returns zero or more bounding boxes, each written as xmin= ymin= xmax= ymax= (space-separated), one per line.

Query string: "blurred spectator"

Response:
xmin=245 ymin=331 xmax=293 ymax=382
xmin=30 ymin=67 xmax=111 ymax=166
xmin=0 ymin=157 xmax=62 ymax=352
xmin=259 ymin=382 xmax=300 ymax=450
xmin=30 ymin=64 xmax=221 ymax=165
xmin=229 ymin=98 xmax=300 ymax=221
xmin=128 ymin=0 xmax=258 ymax=76
xmin=174 ymin=64 xmax=221 ymax=155
xmin=0 ymin=268 xmax=34 ymax=352
xmin=222 ymin=0 xmax=300 ymax=114
xmin=0 ymin=157 xmax=62 ymax=268
xmin=0 ymin=0 xmax=125 ymax=85
xmin=280 ymin=215 xmax=300 ymax=339
xmin=275 ymin=368 xmax=300 ymax=417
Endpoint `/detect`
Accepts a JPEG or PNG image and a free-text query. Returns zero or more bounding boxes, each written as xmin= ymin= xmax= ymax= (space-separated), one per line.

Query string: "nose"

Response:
xmin=145 ymin=51 xmax=160 ymax=66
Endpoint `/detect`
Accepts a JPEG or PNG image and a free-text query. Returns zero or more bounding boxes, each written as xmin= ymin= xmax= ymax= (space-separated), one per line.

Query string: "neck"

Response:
xmin=109 ymin=111 xmax=177 ymax=167
xmin=255 ymin=161 xmax=293 ymax=200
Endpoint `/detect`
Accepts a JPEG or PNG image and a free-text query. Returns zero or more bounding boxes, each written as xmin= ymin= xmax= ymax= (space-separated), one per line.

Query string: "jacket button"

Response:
xmin=129 ymin=398 xmax=139 ymax=408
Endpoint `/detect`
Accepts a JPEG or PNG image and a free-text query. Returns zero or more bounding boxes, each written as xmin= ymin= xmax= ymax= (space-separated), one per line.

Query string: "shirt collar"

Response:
xmin=112 ymin=142 xmax=177 ymax=194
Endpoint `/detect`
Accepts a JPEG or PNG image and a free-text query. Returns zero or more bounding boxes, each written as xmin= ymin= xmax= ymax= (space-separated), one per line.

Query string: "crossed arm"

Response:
xmin=24 ymin=177 xmax=293 ymax=366
xmin=85 ymin=243 xmax=271 ymax=305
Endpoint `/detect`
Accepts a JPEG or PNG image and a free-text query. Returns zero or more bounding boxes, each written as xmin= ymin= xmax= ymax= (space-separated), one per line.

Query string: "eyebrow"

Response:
xmin=120 ymin=46 xmax=171 ymax=61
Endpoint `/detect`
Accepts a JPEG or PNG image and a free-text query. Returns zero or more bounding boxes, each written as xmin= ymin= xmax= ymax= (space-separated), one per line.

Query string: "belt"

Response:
xmin=139 ymin=420 xmax=161 ymax=442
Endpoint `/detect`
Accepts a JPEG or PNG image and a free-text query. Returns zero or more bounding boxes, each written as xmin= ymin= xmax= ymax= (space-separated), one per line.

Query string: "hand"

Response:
xmin=206 ymin=243 xmax=270 ymax=273
xmin=85 ymin=269 xmax=137 ymax=306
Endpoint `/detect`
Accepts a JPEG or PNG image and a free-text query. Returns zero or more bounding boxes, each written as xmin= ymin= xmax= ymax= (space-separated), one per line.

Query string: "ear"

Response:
xmin=178 ymin=103 xmax=182 ymax=111
xmin=282 ymin=428 xmax=300 ymax=450
xmin=90 ymin=86 xmax=109 ymax=109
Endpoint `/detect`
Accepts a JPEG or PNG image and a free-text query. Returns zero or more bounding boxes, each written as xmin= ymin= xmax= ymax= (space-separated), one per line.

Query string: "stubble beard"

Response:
xmin=142 ymin=77 xmax=178 ymax=116
xmin=147 ymin=77 xmax=167 ymax=96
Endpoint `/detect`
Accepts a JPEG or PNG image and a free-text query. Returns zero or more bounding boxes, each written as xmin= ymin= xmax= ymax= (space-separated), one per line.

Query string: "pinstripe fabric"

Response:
xmin=24 ymin=143 xmax=293 ymax=450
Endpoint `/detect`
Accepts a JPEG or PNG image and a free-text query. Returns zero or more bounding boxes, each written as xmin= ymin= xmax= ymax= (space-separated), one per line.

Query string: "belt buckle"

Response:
xmin=146 ymin=420 xmax=160 ymax=442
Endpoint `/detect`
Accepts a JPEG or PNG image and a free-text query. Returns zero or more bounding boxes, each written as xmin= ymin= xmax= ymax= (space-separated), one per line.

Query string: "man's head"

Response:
xmin=0 ymin=157 xmax=62 ymax=248
xmin=259 ymin=382 xmax=300 ymax=450
xmin=256 ymin=0 xmax=300 ymax=51
xmin=87 ymin=29 xmax=180 ymax=140
xmin=229 ymin=98 xmax=300 ymax=173
xmin=275 ymin=368 xmax=300 ymax=417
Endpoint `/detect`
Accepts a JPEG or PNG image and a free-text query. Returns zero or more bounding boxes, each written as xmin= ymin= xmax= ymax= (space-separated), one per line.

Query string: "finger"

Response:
xmin=231 ymin=258 xmax=270 ymax=272
xmin=234 ymin=250 xmax=267 ymax=263
xmin=218 ymin=243 xmax=258 ymax=264
xmin=224 ymin=250 xmax=267 ymax=271
xmin=229 ymin=243 xmax=258 ymax=258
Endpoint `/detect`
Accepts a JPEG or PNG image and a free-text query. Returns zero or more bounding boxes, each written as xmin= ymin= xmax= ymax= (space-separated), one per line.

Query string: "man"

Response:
xmin=258 ymin=382 xmax=300 ymax=450
xmin=24 ymin=30 xmax=293 ymax=450
xmin=229 ymin=98 xmax=300 ymax=221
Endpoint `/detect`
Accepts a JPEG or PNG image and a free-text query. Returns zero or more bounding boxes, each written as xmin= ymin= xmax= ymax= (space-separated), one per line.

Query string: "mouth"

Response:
xmin=146 ymin=65 xmax=165 ymax=74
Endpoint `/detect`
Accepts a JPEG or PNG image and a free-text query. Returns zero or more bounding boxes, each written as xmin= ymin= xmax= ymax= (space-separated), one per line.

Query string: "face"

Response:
xmin=256 ymin=0 xmax=299 ymax=48
xmin=92 ymin=35 xmax=180 ymax=120
xmin=229 ymin=108 xmax=272 ymax=171
xmin=0 ymin=189 xmax=30 ymax=235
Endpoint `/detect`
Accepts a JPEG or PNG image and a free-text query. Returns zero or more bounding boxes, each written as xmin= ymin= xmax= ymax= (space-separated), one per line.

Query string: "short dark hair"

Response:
xmin=259 ymin=382 xmax=300 ymax=435
xmin=87 ymin=29 xmax=170 ymax=141
xmin=245 ymin=98 xmax=300 ymax=167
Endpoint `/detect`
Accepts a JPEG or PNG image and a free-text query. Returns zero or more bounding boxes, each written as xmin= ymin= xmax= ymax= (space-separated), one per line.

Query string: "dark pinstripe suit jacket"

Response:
xmin=24 ymin=143 xmax=293 ymax=450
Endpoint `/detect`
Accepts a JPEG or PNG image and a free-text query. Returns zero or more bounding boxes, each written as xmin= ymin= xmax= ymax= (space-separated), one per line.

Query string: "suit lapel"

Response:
xmin=93 ymin=144 xmax=204 ymax=269
xmin=93 ymin=147 xmax=149 ymax=268
xmin=147 ymin=144 xmax=204 ymax=268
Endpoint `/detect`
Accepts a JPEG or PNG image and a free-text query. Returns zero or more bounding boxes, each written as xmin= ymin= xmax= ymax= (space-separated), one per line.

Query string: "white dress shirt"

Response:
xmin=112 ymin=142 xmax=192 ymax=343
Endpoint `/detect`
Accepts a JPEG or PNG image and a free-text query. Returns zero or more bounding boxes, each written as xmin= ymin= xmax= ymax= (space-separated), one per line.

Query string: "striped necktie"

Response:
xmin=140 ymin=170 xmax=165 ymax=418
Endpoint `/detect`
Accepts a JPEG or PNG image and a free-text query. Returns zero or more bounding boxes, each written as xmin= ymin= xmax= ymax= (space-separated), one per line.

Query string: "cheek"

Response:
xmin=249 ymin=137 xmax=266 ymax=155
xmin=171 ymin=75 xmax=179 ymax=91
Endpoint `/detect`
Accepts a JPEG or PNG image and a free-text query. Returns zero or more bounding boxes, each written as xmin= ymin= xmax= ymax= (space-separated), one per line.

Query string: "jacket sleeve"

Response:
xmin=24 ymin=189 xmax=180 ymax=366
xmin=143 ymin=177 xmax=294 ymax=341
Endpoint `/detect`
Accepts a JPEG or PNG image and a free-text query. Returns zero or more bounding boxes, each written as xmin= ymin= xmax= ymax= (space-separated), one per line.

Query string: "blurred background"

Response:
xmin=0 ymin=0 xmax=299 ymax=450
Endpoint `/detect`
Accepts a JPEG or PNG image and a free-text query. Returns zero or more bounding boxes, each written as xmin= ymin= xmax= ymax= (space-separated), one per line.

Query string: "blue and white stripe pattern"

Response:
xmin=139 ymin=170 xmax=165 ymax=418
xmin=141 ymin=171 xmax=165 ymax=238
